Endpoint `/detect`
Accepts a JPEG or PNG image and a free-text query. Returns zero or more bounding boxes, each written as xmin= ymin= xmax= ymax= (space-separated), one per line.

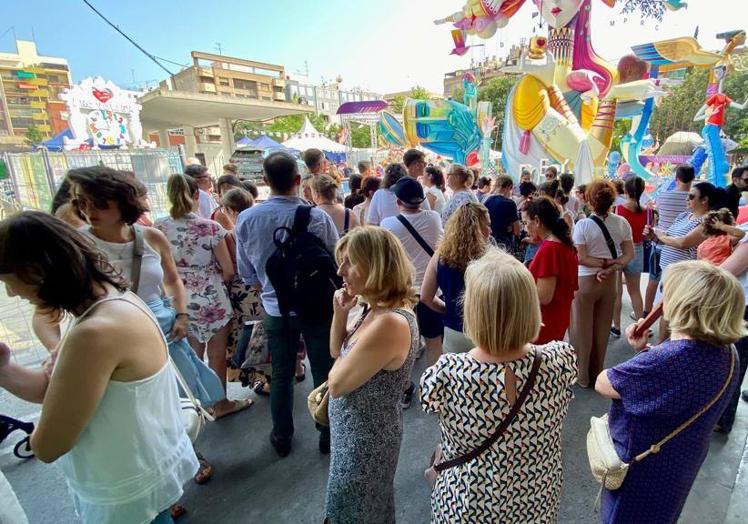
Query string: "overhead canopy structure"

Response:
xmin=139 ymin=88 xmax=313 ymax=129
xmin=282 ymin=117 xmax=347 ymax=155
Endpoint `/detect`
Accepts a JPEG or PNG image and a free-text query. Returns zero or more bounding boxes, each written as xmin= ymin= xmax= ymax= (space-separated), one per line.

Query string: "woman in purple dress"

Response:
xmin=595 ymin=260 xmax=745 ymax=524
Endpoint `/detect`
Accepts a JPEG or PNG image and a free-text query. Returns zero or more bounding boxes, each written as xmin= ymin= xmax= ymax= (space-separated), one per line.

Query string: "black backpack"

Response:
xmin=265 ymin=205 xmax=342 ymax=323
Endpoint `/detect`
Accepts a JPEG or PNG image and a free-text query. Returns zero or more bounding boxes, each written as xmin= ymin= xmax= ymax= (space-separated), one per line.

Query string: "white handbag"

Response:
xmin=587 ymin=346 xmax=736 ymax=493
xmin=170 ymin=357 xmax=215 ymax=442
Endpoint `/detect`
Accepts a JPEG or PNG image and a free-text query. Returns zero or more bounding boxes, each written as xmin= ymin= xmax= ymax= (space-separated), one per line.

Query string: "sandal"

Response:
xmin=253 ymin=381 xmax=270 ymax=397
xmin=194 ymin=456 xmax=213 ymax=485
xmin=295 ymin=361 xmax=306 ymax=383
xmin=170 ymin=504 xmax=187 ymax=520
xmin=213 ymin=398 xmax=254 ymax=419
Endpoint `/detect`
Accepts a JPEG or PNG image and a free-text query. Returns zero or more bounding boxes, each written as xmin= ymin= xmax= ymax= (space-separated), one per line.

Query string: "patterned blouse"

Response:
xmin=420 ymin=342 xmax=577 ymax=523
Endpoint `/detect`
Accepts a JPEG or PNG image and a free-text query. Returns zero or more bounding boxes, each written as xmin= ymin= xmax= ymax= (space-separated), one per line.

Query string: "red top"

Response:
xmin=706 ymin=93 xmax=733 ymax=127
xmin=529 ymin=240 xmax=579 ymax=345
xmin=615 ymin=204 xmax=647 ymax=244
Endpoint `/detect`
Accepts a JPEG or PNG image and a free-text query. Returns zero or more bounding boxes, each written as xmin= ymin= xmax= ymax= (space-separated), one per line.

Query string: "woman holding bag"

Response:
xmin=420 ymin=247 xmax=577 ymax=523
xmin=0 ymin=211 xmax=198 ymax=524
xmin=595 ymin=260 xmax=744 ymax=523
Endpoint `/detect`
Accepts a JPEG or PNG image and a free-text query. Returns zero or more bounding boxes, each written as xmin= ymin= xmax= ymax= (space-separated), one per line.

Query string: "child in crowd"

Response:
xmin=697 ymin=209 xmax=746 ymax=265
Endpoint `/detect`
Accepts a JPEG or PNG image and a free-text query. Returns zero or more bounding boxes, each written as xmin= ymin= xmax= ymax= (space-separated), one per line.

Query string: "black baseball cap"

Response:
xmin=391 ymin=177 xmax=425 ymax=207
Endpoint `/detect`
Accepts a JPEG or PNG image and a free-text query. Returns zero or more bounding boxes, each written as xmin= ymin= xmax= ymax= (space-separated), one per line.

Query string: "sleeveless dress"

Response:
xmin=325 ymin=308 xmax=419 ymax=524
xmin=55 ymin=294 xmax=199 ymax=524
xmin=420 ymin=342 xmax=578 ymax=523
xmin=85 ymin=227 xmax=224 ymax=407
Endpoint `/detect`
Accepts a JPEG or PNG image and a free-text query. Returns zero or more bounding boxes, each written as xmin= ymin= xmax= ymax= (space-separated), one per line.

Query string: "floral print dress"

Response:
xmin=155 ymin=213 xmax=232 ymax=343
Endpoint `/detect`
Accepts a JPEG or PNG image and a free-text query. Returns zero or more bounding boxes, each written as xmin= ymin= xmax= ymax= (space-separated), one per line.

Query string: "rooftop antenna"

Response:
xmin=215 ymin=42 xmax=222 ymax=55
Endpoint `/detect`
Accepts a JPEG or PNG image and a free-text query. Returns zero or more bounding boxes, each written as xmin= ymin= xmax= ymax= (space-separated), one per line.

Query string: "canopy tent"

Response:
xmin=236 ymin=136 xmax=253 ymax=146
xmin=282 ymin=117 xmax=347 ymax=163
xmin=248 ymin=134 xmax=284 ymax=149
xmin=34 ymin=128 xmax=86 ymax=151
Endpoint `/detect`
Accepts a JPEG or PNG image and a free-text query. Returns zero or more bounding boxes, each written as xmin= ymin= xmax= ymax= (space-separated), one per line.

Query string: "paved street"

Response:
xmin=2 ymin=302 xmax=747 ymax=523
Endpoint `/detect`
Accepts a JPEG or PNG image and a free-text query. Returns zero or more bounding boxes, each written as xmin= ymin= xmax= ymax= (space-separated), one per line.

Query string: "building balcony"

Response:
xmin=28 ymin=77 xmax=48 ymax=86
xmin=31 ymin=112 xmax=47 ymax=121
xmin=198 ymin=67 xmax=214 ymax=78
xmin=30 ymin=89 xmax=49 ymax=97
xmin=30 ymin=101 xmax=46 ymax=109
xmin=272 ymin=78 xmax=286 ymax=88
xmin=201 ymin=83 xmax=217 ymax=93
xmin=273 ymin=92 xmax=286 ymax=102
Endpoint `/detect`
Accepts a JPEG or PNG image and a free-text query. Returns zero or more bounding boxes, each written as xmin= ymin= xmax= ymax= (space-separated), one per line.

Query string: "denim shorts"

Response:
xmin=648 ymin=245 xmax=662 ymax=281
xmin=624 ymin=244 xmax=644 ymax=274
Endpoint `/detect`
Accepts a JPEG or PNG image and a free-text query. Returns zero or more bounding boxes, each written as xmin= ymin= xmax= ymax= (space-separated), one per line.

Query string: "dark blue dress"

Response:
xmin=602 ymin=340 xmax=738 ymax=523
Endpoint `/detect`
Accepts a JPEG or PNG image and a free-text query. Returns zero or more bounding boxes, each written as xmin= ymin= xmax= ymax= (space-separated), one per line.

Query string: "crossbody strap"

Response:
xmin=590 ymin=215 xmax=618 ymax=260
xmin=633 ymin=345 xmax=737 ymax=463
xmin=396 ymin=214 xmax=434 ymax=257
xmin=343 ymin=208 xmax=350 ymax=235
xmin=130 ymin=225 xmax=145 ymax=295
xmin=435 ymin=347 xmax=543 ymax=472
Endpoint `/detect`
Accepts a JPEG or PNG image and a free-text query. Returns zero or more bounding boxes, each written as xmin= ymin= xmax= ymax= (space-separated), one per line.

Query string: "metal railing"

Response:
xmin=0 ymin=148 xmax=185 ymax=364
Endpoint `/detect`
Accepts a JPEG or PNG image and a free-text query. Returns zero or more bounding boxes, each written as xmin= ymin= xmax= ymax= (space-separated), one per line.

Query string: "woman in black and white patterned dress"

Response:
xmin=421 ymin=247 xmax=577 ymax=523
xmin=325 ymin=227 xmax=419 ymax=524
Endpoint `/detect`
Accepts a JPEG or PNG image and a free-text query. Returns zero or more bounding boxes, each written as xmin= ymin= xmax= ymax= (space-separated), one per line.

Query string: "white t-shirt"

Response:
xmin=381 ymin=210 xmax=443 ymax=289
xmin=198 ymin=189 xmax=218 ymax=219
xmin=366 ymin=187 xmax=430 ymax=225
xmin=573 ymin=213 xmax=633 ymax=276
xmin=425 ymin=186 xmax=446 ymax=215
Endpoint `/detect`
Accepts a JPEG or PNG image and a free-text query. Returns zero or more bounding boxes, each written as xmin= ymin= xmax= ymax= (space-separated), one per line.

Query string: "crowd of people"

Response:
xmin=0 ymin=146 xmax=747 ymax=524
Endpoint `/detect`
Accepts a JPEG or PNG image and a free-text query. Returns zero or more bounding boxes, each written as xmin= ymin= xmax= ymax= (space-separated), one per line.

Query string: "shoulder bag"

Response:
xmin=587 ymin=345 xmax=737 ymax=492
xmin=129 ymin=227 xmax=214 ymax=443
xmin=396 ymin=214 xmax=435 ymax=257
xmin=308 ymin=307 xmax=371 ymax=427
xmin=590 ymin=215 xmax=619 ymax=260
xmin=424 ymin=347 xmax=543 ymax=487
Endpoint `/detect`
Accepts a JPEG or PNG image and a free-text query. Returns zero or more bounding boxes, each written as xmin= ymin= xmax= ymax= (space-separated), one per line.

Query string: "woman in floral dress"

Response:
xmin=156 ymin=174 xmax=252 ymax=416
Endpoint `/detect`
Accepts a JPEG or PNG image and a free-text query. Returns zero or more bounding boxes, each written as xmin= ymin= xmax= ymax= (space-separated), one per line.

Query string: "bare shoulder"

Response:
xmin=141 ymin=226 xmax=169 ymax=246
xmin=368 ymin=310 xmax=411 ymax=339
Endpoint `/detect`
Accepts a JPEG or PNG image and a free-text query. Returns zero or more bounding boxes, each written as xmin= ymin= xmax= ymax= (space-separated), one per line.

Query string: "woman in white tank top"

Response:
xmin=0 ymin=211 xmax=198 ymax=524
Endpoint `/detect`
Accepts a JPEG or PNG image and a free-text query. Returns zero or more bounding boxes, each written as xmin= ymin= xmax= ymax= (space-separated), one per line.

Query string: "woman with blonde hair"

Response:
xmin=155 ymin=174 xmax=251 ymax=417
xmin=441 ymin=163 xmax=478 ymax=224
xmin=325 ymin=227 xmax=419 ymax=523
xmin=421 ymin=202 xmax=491 ymax=354
xmin=421 ymin=247 xmax=577 ymax=523
xmin=596 ymin=260 xmax=744 ymax=523
xmin=312 ymin=174 xmax=360 ymax=236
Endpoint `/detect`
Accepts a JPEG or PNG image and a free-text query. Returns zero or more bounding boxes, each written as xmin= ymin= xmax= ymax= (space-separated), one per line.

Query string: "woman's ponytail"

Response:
xmin=167 ymin=174 xmax=198 ymax=219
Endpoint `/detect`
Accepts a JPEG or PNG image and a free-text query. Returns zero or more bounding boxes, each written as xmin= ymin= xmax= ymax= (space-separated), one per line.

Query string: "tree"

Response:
xmin=409 ymin=86 xmax=431 ymax=100
xmin=25 ymin=126 xmax=44 ymax=144
xmin=350 ymin=123 xmax=375 ymax=148
xmin=389 ymin=95 xmax=406 ymax=114
xmin=477 ymin=76 xmax=517 ymax=150
xmin=649 ymin=68 xmax=708 ymax=142
xmin=723 ymin=69 xmax=748 ymax=147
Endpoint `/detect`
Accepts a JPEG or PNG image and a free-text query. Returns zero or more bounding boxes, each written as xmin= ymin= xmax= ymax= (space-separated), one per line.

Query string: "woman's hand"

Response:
xmin=333 ymin=287 xmax=357 ymax=315
xmin=596 ymin=267 xmax=615 ymax=283
xmin=625 ymin=321 xmax=651 ymax=352
xmin=42 ymin=349 xmax=59 ymax=379
xmin=171 ymin=315 xmax=189 ymax=341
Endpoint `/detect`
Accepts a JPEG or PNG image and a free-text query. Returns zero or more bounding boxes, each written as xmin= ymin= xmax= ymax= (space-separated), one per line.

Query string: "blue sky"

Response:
xmin=1 ymin=0 xmax=743 ymax=94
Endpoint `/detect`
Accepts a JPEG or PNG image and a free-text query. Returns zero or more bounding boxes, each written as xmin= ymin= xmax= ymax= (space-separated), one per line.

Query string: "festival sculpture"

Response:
xmin=378 ymin=73 xmax=495 ymax=171
xmin=435 ymin=0 xmax=669 ymax=183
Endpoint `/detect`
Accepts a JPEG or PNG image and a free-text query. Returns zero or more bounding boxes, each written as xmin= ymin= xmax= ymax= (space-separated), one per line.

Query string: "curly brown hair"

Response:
xmin=437 ymin=202 xmax=490 ymax=271
xmin=587 ymin=180 xmax=617 ymax=215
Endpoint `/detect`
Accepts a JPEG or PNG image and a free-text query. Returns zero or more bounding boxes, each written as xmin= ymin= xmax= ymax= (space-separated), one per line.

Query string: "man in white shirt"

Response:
xmin=303 ymin=148 xmax=327 ymax=177
xmin=403 ymin=148 xmax=426 ymax=181
xmin=367 ymin=164 xmax=431 ymax=225
xmin=185 ymin=164 xmax=218 ymax=219
xmin=381 ymin=177 xmax=443 ymax=369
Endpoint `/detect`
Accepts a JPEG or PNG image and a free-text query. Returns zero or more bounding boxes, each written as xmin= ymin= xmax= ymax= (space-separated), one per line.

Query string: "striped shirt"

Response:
xmin=659 ymin=212 xmax=703 ymax=272
xmin=656 ymin=190 xmax=689 ymax=231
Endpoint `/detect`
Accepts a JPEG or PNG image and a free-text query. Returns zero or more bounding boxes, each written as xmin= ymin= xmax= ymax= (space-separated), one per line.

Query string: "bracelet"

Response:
xmin=175 ymin=313 xmax=189 ymax=319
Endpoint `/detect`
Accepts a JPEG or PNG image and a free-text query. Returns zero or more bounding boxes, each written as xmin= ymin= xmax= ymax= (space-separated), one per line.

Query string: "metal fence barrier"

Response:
xmin=0 ymin=148 xmax=184 ymax=366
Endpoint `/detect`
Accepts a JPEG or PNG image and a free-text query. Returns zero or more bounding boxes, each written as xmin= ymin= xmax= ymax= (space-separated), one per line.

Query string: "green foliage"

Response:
xmin=649 ymin=68 xmax=708 ymax=142
xmin=25 ymin=126 xmax=44 ymax=144
xmin=611 ymin=119 xmax=631 ymax=153
xmin=476 ymin=76 xmax=517 ymax=150
xmin=389 ymin=95 xmax=406 ymax=114
xmin=649 ymin=67 xmax=748 ymax=146
xmin=350 ymin=123 xmax=374 ymax=148
xmin=409 ymin=86 xmax=431 ymax=100
xmin=234 ymin=113 xmax=340 ymax=142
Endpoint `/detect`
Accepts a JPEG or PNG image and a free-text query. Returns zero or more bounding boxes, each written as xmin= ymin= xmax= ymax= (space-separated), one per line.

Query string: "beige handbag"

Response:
xmin=587 ymin=345 xmax=736 ymax=491
xmin=308 ymin=381 xmax=330 ymax=426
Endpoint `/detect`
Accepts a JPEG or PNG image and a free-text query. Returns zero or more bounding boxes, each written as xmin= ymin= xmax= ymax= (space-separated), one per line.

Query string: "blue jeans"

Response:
xmin=151 ymin=509 xmax=173 ymax=524
xmin=147 ymin=297 xmax=225 ymax=407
